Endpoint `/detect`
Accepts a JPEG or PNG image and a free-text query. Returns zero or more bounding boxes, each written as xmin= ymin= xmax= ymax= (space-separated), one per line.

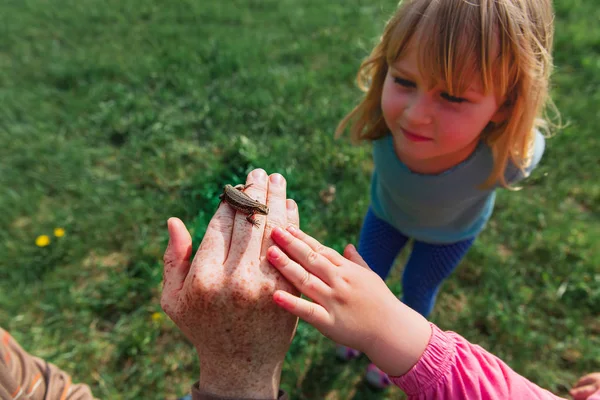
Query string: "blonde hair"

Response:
xmin=335 ymin=0 xmax=556 ymax=188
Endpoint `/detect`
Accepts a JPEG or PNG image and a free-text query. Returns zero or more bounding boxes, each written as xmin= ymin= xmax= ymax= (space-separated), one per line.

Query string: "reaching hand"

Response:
xmin=161 ymin=169 xmax=299 ymax=398
xmin=267 ymin=225 xmax=431 ymax=377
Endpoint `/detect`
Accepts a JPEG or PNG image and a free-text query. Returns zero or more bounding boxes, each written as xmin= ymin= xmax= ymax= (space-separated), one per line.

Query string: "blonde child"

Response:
xmin=333 ymin=0 xmax=554 ymax=387
xmin=267 ymin=226 xmax=594 ymax=399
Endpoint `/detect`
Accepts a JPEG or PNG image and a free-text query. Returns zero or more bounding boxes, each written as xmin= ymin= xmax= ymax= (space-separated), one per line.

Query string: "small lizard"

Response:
xmin=219 ymin=183 xmax=269 ymax=227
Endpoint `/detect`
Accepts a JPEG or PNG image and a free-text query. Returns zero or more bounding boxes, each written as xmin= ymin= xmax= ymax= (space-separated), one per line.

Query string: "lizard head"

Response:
xmin=255 ymin=204 xmax=269 ymax=215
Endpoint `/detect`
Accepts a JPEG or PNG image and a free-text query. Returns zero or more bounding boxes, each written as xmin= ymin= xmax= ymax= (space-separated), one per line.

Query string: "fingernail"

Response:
xmin=270 ymin=173 xmax=285 ymax=186
xmin=286 ymin=199 xmax=296 ymax=211
xmin=252 ymin=169 xmax=267 ymax=184
xmin=287 ymin=225 xmax=298 ymax=235
xmin=276 ymin=226 xmax=294 ymax=241
xmin=268 ymin=246 xmax=282 ymax=260
xmin=273 ymin=291 xmax=286 ymax=306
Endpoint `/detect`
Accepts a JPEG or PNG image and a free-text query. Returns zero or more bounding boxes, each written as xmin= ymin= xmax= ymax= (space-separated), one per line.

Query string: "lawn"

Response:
xmin=1 ymin=0 xmax=598 ymax=399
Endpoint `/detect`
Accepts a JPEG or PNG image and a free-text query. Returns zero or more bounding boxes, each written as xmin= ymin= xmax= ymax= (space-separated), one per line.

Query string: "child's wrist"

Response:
xmin=364 ymin=301 xmax=432 ymax=377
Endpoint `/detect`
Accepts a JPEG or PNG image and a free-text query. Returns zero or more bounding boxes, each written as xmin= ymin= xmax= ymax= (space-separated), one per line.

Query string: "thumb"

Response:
xmin=162 ymin=217 xmax=193 ymax=297
xmin=343 ymin=244 xmax=371 ymax=270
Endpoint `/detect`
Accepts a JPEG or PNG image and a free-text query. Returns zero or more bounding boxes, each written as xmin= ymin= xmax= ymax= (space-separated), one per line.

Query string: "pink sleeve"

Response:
xmin=390 ymin=323 xmax=566 ymax=400
xmin=588 ymin=388 xmax=600 ymax=400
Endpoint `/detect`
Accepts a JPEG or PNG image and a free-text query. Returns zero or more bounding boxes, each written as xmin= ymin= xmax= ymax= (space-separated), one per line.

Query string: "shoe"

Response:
xmin=365 ymin=363 xmax=392 ymax=390
xmin=335 ymin=344 xmax=361 ymax=361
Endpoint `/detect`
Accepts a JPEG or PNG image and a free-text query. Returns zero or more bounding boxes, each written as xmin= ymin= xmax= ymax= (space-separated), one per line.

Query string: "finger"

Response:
xmin=343 ymin=244 xmax=372 ymax=270
xmin=273 ymin=290 xmax=331 ymax=328
xmin=267 ymin=245 xmax=331 ymax=302
xmin=261 ymin=173 xmax=288 ymax=251
xmin=271 ymin=226 xmax=338 ymax=285
xmin=162 ymin=218 xmax=193 ymax=299
xmin=287 ymin=226 xmax=346 ymax=266
xmin=196 ymin=199 xmax=235 ymax=264
xmin=286 ymin=199 xmax=300 ymax=230
xmin=282 ymin=199 xmax=301 ymax=296
xmin=574 ymin=373 xmax=600 ymax=388
xmin=229 ymin=169 xmax=269 ymax=263
xmin=570 ymin=385 xmax=596 ymax=400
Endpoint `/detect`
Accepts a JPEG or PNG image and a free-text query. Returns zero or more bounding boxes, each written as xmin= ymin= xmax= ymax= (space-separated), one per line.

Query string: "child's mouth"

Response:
xmin=402 ymin=129 xmax=433 ymax=142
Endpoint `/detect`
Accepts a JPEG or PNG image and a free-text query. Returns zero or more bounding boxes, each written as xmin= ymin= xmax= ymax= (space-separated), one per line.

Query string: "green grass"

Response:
xmin=1 ymin=1 xmax=599 ymax=399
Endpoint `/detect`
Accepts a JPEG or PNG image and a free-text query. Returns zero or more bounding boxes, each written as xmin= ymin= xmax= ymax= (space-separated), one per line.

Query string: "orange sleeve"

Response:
xmin=0 ymin=327 xmax=95 ymax=400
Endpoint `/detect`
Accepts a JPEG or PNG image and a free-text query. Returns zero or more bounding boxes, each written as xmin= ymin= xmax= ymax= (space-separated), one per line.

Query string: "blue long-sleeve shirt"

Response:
xmin=370 ymin=131 xmax=545 ymax=244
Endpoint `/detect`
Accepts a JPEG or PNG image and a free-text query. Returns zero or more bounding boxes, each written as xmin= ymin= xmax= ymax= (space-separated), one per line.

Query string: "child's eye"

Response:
xmin=393 ymin=77 xmax=415 ymax=88
xmin=441 ymin=92 xmax=466 ymax=104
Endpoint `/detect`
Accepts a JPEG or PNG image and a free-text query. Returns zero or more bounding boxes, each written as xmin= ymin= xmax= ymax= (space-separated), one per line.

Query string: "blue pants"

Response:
xmin=358 ymin=208 xmax=475 ymax=318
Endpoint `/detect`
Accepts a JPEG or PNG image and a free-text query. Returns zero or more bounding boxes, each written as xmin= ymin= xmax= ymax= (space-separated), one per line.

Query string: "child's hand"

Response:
xmin=267 ymin=225 xmax=397 ymax=353
xmin=268 ymin=226 xmax=431 ymax=377
xmin=571 ymin=373 xmax=600 ymax=400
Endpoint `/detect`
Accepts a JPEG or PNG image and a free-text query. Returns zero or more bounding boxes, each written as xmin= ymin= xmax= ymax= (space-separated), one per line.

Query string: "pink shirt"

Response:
xmin=391 ymin=323 xmax=565 ymax=399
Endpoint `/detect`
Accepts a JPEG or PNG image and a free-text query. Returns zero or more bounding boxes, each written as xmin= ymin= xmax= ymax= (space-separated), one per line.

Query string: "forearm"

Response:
xmin=364 ymin=301 xmax=431 ymax=377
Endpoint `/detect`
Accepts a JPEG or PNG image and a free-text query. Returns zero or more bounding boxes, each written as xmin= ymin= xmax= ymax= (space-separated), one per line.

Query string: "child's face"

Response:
xmin=381 ymin=43 xmax=506 ymax=173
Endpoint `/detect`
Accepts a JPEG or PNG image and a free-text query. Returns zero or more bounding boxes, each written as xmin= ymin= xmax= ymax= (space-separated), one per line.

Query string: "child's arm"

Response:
xmin=392 ymin=323 xmax=564 ymax=399
xmin=268 ymin=226 xmax=564 ymax=400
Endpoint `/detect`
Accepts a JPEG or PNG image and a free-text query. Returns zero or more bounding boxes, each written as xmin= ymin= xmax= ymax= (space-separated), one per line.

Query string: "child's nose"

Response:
xmin=404 ymin=94 xmax=433 ymax=125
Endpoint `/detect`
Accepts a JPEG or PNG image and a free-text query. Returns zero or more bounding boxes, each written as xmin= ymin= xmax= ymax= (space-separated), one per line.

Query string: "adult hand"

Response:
xmin=161 ymin=169 xmax=299 ymax=399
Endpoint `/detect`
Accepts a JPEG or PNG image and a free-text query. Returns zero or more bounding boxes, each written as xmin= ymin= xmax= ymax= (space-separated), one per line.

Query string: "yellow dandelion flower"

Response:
xmin=35 ymin=235 xmax=51 ymax=247
xmin=54 ymin=228 xmax=65 ymax=237
xmin=151 ymin=312 xmax=163 ymax=322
